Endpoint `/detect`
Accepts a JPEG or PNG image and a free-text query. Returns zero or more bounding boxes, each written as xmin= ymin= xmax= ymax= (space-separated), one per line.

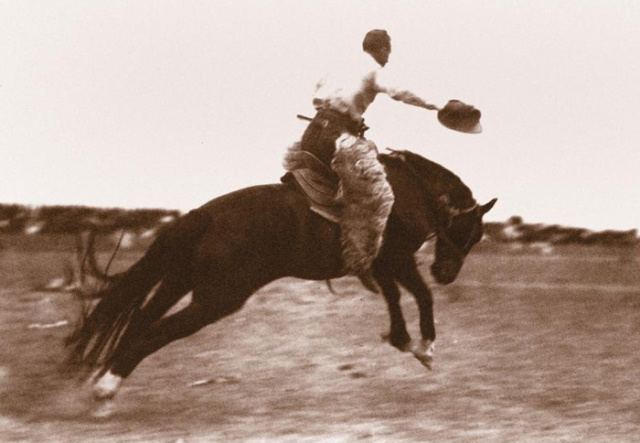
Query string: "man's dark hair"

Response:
xmin=362 ymin=29 xmax=391 ymax=53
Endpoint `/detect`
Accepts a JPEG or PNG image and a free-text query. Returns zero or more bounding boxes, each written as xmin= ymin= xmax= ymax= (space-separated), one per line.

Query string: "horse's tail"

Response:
xmin=65 ymin=209 xmax=210 ymax=374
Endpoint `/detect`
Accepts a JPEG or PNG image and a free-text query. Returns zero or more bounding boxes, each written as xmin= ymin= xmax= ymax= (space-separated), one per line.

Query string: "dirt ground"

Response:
xmin=1 ymin=239 xmax=639 ymax=442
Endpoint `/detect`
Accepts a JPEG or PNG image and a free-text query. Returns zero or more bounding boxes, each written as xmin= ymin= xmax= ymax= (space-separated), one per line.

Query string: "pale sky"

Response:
xmin=2 ymin=0 xmax=639 ymax=231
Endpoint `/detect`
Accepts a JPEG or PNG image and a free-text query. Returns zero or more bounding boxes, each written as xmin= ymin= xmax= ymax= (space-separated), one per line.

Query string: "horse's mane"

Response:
xmin=379 ymin=149 xmax=475 ymax=210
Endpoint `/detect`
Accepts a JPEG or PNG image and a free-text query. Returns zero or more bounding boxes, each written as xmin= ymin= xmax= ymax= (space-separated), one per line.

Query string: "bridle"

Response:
xmin=445 ymin=201 xmax=479 ymax=219
xmin=433 ymin=201 xmax=480 ymax=259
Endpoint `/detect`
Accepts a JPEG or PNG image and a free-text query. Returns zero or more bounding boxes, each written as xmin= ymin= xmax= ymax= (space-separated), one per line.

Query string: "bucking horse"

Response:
xmin=65 ymin=145 xmax=496 ymax=413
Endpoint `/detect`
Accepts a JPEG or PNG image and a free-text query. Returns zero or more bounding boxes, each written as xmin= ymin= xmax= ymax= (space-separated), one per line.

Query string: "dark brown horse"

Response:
xmin=66 ymin=148 xmax=496 ymax=408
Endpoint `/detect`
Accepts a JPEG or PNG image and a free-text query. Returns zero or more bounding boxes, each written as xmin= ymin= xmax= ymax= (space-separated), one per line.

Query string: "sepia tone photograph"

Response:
xmin=1 ymin=1 xmax=639 ymax=441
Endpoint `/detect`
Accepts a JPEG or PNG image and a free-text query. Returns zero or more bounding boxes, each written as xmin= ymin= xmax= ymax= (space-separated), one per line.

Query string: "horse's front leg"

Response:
xmin=395 ymin=258 xmax=436 ymax=369
xmin=373 ymin=267 xmax=412 ymax=352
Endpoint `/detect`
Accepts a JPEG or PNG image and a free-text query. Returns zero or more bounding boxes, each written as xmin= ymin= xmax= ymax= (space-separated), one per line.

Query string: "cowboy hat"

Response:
xmin=437 ymin=99 xmax=483 ymax=134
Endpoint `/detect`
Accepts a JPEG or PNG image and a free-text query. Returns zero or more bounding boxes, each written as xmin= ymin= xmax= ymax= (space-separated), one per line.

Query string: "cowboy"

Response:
xmin=284 ymin=29 xmax=469 ymax=292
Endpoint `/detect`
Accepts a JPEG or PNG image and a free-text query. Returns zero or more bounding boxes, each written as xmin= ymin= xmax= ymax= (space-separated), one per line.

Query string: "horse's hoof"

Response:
xmin=413 ymin=351 xmax=433 ymax=370
xmin=92 ymin=370 xmax=122 ymax=401
xmin=411 ymin=340 xmax=435 ymax=370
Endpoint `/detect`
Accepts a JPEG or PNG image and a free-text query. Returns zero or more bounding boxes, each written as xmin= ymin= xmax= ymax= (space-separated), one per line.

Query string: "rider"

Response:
xmin=283 ymin=29 xmax=443 ymax=292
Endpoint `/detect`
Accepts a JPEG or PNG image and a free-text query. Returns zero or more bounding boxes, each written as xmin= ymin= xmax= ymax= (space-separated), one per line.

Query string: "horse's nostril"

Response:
xmin=431 ymin=259 xmax=461 ymax=285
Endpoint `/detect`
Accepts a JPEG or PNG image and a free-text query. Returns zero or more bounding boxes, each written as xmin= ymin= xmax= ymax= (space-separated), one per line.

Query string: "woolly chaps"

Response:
xmin=283 ymin=135 xmax=395 ymax=275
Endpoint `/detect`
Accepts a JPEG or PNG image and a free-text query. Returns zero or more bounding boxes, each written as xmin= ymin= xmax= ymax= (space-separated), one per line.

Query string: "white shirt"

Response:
xmin=312 ymin=52 xmax=434 ymax=121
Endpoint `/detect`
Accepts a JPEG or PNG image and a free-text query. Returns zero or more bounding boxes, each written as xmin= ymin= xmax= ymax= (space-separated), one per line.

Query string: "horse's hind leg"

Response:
xmin=94 ymin=285 xmax=249 ymax=401
xmin=115 ymin=274 xmax=192 ymax=351
xmin=91 ymin=275 xmax=192 ymax=401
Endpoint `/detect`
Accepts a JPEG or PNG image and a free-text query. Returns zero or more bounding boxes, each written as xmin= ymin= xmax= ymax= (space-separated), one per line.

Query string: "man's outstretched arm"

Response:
xmin=384 ymin=87 xmax=439 ymax=111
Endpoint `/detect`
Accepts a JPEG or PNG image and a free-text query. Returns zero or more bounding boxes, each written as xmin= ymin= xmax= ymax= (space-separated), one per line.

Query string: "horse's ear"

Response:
xmin=480 ymin=198 xmax=497 ymax=215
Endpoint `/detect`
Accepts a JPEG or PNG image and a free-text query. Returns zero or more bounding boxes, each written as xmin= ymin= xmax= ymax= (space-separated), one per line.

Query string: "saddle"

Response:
xmin=282 ymin=112 xmax=374 ymax=224
xmin=282 ymin=149 xmax=342 ymax=223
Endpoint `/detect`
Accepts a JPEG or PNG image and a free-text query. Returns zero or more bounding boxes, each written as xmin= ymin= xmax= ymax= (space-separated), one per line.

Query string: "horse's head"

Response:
xmin=430 ymin=198 xmax=497 ymax=284
xmin=383 ymin=148 xmax=497 ymax=285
